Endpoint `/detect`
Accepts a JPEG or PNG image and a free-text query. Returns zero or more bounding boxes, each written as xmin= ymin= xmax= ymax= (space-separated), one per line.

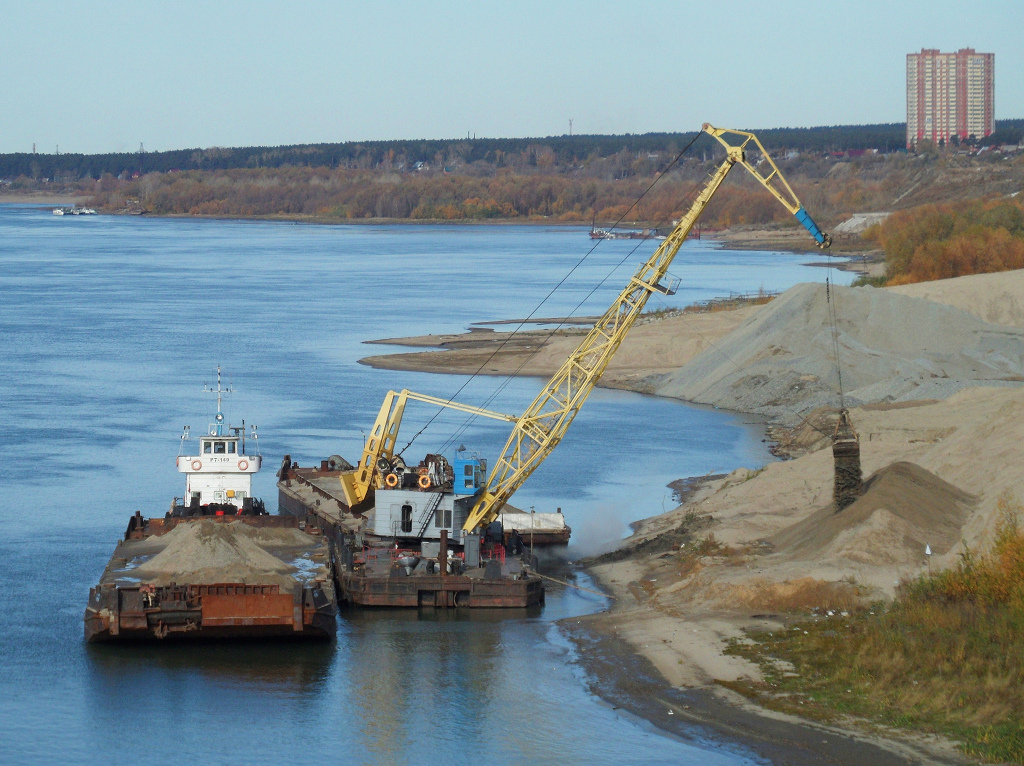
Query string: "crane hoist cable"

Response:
xmin=436 ymin=175 xmax=714 ymax=456
xmin=460 ymin=125 xmax=831 ymax=533
xmin=397 ymin=130 xmax=706 ymax=457
xmin=825 ymin=262 xmax=847 ymax=410
xmin=435 ymin=158 xmax=728 ymax=456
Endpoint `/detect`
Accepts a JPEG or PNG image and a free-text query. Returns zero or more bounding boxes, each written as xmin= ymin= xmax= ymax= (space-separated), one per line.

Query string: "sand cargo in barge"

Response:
xmin=84 ymin=371 xmax=337 ymax=642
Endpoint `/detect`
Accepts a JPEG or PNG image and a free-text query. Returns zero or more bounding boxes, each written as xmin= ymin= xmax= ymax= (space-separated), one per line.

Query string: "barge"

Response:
xmin=84 ymin=369 xmax=337 ymax=642
xmin=278 ymin=452 xmax=548 ymax=609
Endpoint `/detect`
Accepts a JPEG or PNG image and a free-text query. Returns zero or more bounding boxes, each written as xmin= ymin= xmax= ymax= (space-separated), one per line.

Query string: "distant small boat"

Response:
xmin=589 ymin=226 xmax=664 ymax=240
xmin=52 ymin=205 xmax=97 ymax=216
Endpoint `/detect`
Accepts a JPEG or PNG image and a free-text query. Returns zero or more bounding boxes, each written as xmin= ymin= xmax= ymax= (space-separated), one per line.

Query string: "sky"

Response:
xmin=0 ymin=0 xmax=1021 ymax=155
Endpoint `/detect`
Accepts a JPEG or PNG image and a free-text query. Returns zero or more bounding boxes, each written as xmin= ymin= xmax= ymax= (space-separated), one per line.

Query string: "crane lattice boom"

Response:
xmin=461 ymin=124 xmax=830 ymax=531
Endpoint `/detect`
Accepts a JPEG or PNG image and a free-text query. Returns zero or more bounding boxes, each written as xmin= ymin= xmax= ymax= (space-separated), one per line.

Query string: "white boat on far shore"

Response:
xmin=52 ymin=205 xmax=97 ymax=216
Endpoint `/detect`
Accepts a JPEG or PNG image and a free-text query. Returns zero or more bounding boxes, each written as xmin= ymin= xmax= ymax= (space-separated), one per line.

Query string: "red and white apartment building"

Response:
xmin=907 ymin=48 xmax=994 ymax=148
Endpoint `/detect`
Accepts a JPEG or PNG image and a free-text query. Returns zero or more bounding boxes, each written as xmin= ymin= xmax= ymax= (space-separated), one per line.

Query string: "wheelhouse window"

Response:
xmin=203 ymin=441 xmax=212 ymax=454
xmin=214 ymin=441 xmax=226 ymax=454
xmin=228 ymin=441 xmax=236 ymax=454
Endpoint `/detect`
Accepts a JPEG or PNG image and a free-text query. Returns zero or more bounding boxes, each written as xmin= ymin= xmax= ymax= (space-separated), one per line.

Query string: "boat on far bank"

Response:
xmin=52 ymin=205 xmax=97 ymax=216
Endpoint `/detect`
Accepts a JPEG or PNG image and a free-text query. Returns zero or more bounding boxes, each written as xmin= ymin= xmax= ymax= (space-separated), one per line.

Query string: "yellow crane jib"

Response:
xmin=702 ymin=124 xmax=831 ymax=249
xmin=338 ymin=389 xmax=517 ymax=507
xmin=460 ymin=123 xmax=831 ymax=532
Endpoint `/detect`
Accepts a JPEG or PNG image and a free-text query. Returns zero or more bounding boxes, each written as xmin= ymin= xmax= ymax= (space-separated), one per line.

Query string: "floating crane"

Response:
xmin=340 ymin=124 xmax=831 ymax=534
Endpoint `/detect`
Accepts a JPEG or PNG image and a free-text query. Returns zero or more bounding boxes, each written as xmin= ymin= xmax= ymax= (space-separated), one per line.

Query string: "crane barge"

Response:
xmin=279 ymin=124 xmax=831 ymax=608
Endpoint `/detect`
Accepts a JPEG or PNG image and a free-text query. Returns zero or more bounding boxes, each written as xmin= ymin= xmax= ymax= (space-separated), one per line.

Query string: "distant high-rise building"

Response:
xmin=906 ymin=48 xmax=994 ymax=148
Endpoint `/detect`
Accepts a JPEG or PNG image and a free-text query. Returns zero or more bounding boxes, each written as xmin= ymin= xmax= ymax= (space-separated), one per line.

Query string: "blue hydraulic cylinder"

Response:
xmin=794 ymin=207 xmax=830 ymax=247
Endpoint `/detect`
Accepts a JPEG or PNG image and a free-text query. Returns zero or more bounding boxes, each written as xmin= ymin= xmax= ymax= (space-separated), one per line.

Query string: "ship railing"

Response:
xmin=480 ymin=544 xmax=506 ymax=564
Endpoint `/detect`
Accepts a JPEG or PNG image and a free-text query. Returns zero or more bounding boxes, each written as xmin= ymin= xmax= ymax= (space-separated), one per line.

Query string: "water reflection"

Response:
xmin=85 ymin=641 xmax=336 ymax=697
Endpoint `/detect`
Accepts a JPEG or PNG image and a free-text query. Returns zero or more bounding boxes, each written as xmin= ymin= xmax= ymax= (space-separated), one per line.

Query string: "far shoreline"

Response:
xmin=0 ymin=197 xmax=876 ymax=263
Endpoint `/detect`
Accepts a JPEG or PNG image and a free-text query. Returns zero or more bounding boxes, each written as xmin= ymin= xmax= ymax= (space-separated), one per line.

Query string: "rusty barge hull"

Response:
xmin=84 ymin=582 xmax=336 ymax=642
xmin=277 ymin=462 xmax=546 ymax=608
xmin=337 ymin=571 xmax=544 ymax=608
xmin=84 ymin=514 xmax=337 ymax=643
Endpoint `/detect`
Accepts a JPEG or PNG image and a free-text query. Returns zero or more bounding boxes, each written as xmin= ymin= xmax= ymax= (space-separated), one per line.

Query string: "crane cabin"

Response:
xmin=370 ymin=454 xmax=486 ymax=543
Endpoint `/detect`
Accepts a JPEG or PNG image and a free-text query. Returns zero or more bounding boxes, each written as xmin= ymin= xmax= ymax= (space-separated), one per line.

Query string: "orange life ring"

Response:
xmin=238 ymin=459 xmax=249 ymax=471
xmin=191 ymin=460 xmax=202 ymax=471
xmin=417 ymin=466 xmax=428 ymax=476
xmin=384 ymin=473 xmax=399 ymax=487
xmin=418 ymin=474 xmax=432 ymax=490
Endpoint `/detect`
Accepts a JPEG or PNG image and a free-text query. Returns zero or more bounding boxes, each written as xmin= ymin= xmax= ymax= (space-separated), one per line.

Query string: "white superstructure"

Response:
xmin=174 ymin=368 xmax=261 ymax=510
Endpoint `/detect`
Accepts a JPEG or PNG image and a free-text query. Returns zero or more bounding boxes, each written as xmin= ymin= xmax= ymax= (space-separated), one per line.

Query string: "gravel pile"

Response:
xmin=655 ymin=282 xmax=1024 ymax=423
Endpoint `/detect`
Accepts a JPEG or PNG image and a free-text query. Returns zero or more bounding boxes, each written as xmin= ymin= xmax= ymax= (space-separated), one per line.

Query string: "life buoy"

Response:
xmin=384 ymin=473 xmax=399 ymax=488
xmin=418 ymin=474 xmax=432 ymax=490
xmin=191 ymin=460 xmax=202 ymax=471
xmin=238 ymin=460 xmax=249 ymax=471
xmin=417 ymin=466 xmax=428 ymax=476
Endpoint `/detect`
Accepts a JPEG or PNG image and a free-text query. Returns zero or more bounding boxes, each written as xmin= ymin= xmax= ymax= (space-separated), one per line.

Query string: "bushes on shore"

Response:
xmin=85 ymin=165 xmax=826 ymax=228
xmin=727 ymin=492 xmax=1024 ymax=762
xmin=866 ymin=197 xmax=1024 ymax=285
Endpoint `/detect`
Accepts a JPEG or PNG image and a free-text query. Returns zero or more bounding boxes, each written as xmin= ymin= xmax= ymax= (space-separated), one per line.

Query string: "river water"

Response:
xmin=0 ymin=205 xmax=853 ymax=765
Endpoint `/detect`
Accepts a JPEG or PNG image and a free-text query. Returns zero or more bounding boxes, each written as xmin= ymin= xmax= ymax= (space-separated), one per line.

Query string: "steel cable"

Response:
xmin=399 ymin=129 xmax=706 ymax=456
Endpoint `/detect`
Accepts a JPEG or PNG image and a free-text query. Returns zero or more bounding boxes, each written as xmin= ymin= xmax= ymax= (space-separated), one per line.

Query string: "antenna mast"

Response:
xmin=204 ymin=366 xmax=233 ymax=435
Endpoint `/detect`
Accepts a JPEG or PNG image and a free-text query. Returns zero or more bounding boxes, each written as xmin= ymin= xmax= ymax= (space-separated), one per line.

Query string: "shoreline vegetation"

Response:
xmin=721 ymin=494 xmax=1024 ymax=763
xmin=3 ymin=118 xmax=1021 ymax=288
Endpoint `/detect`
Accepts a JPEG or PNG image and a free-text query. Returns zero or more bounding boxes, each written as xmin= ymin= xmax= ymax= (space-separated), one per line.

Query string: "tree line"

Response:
xmin=82 ymin=153 xmax=909 ymax=229
xmin=0 ymin=123 xmax=934 ymax=181
xmin=866 ymin=195 xmax=1024 ymax=285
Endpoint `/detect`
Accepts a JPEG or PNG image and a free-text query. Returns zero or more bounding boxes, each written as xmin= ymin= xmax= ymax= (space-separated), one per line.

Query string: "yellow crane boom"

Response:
xmin=460 ymin=124 xmax=830 ymax=531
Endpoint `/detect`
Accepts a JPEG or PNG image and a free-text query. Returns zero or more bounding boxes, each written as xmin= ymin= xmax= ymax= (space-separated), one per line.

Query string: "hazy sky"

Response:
xmin=1 ymin=0 xmax=1021 ymax=154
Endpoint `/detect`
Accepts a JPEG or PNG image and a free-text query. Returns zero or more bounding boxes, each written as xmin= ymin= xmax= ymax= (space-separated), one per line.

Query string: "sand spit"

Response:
xmin=655 ymin=282 xmax=1024 ymax=423
xmin=360 ymin=267 xmax=1024 ymax=756
xmin=134 ymin=521 xmax=302 ymax=586
xmin=360 ymin=305 xmax=760 ymax=391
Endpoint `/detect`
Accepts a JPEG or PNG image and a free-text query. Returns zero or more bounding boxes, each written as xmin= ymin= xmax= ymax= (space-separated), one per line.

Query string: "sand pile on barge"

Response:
xmin=654 ymin=282 xmax=1024 ymax=423
xmin=134 ymin=521 xmax=298 ymax=586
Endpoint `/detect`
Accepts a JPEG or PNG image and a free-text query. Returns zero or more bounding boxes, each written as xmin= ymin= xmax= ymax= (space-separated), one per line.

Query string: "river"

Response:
xmin=0 ymin=205 xmax=853 ymax=765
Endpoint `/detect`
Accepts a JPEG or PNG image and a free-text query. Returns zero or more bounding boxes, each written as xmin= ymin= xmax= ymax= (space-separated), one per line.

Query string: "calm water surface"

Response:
xmin=0 ymin=205 xmax=852 ymax=765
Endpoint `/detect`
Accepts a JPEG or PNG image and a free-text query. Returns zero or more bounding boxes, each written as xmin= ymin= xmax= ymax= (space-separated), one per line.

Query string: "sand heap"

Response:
xmin=134 ymin=521 xmax=299 ymax=586
xmin=654 ymin=282 xmax=1024 ymax=423
xmin=890 ymin=267 xmax=1024 ymax=328
xmin=769 ymin=461 xmax=976 ymax=568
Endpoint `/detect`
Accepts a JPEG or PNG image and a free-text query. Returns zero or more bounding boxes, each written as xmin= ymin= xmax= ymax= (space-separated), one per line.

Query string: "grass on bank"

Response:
xmin=724 ymin=492 xmax=1024 ymax=763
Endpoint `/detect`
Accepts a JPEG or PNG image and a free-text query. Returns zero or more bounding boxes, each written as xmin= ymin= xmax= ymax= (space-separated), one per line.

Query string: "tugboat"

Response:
xmin=84 ymin=369 xmax=337 ymax=642
xmin=171 ymin=369 xmax=265 ymax=518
